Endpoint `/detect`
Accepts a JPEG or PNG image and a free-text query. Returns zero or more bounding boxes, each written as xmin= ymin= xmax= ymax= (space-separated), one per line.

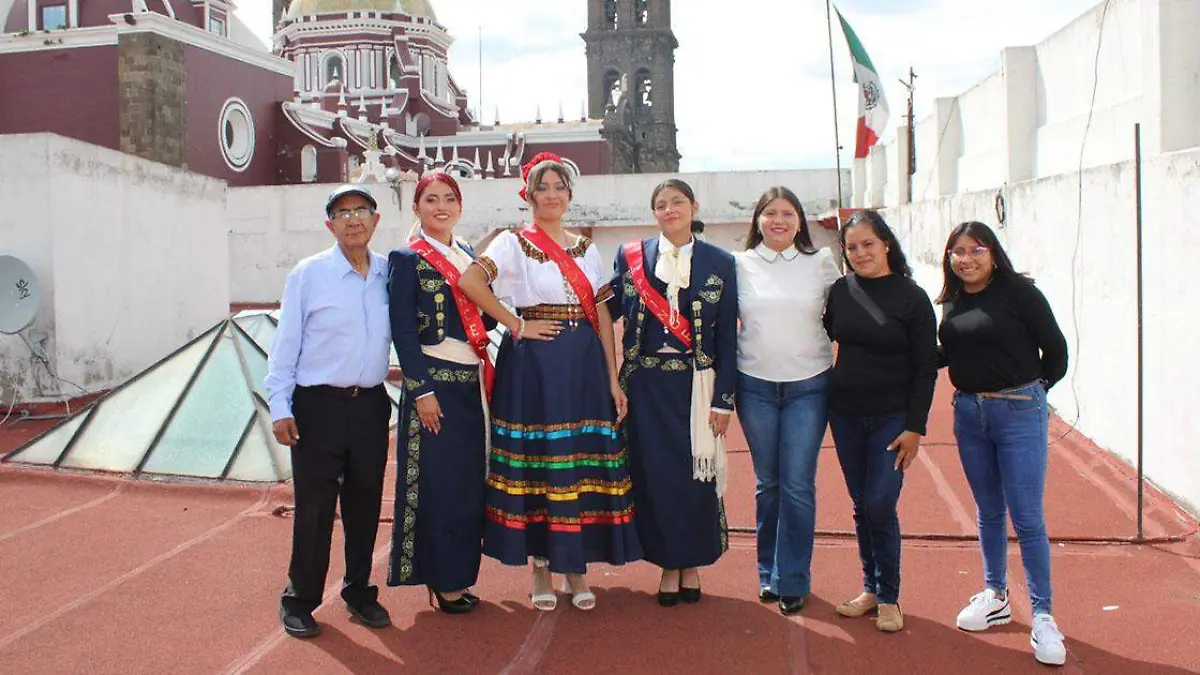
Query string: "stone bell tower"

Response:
xmin=582 ymin=0 xmax=680 ymax=173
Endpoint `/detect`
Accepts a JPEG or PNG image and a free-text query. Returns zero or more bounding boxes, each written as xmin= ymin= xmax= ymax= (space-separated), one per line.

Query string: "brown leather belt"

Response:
xmin=977 ymin=392 xmax=1034 ymax=401
xmin=519 ymin=304 xmax=588 ymax=321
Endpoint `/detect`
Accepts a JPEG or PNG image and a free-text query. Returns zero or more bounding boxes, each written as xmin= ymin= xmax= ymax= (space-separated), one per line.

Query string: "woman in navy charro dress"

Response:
xmin=607 ymin=179 xmax=738 ymax=606
xmin=386 ymin=172 xmax=494 ymax=614
xmin=458 ymin=152 xmax=641 ymax=612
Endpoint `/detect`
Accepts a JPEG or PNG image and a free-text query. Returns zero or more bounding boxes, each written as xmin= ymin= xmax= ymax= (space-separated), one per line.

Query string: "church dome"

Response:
xmin=284 ymin=0 xmax=436 ymax=21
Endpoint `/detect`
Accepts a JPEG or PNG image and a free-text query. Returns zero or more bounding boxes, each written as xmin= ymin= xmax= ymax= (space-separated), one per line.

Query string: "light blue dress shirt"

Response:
xmin=265 ymin=244 xmax=391 ymax=421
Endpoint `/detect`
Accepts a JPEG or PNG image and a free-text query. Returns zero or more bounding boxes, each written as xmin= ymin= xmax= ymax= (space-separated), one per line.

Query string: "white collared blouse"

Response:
xmin=734 ymin=244 xmax=842 ymax=382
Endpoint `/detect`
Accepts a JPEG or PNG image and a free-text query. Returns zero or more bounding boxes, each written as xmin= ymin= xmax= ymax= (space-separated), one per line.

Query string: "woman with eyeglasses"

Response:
xmin=937 ymin=221 xmax=1068 ymax=666
xmin=457 ymin=152 xmax=640 ymax=612
xmin=607 ymin=179 xmax=737 ymax=606
xmin=734 ymin=186 xmax=841 ymax=615
xmin=386 ymin=172 xmax=495 ymax=614
xmin=822 ymin=210 xmax=938 ymax=633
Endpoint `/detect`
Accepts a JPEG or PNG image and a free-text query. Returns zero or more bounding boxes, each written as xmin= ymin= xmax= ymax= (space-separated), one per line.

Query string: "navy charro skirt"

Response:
xmin=482 ymin=316 xmax=642 ymax=574
xmin=388 ymin=356 xmax=486 ymax=592
xmin=625 ymin=355 xmax=727 ymax=569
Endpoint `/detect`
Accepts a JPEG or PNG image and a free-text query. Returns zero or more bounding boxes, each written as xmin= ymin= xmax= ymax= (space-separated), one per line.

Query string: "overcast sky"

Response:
xmin=245 ymin=0 xmax=1104 ymax=171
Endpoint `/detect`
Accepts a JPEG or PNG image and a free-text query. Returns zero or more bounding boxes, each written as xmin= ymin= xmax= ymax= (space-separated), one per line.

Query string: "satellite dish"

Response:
xmin=0 ymin=255 xmax=42 ymax=334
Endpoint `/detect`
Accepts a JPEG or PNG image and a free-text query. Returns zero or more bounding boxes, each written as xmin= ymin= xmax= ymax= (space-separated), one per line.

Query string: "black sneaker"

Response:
xmin=347 ymin=600 xmax=392 ymax=628
xmin=280 ymin=606 xmax=320 ymax=638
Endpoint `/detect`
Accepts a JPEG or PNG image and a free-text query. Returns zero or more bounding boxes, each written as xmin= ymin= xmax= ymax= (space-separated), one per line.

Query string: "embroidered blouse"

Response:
xmin=475 ymin=229 xmax=613 ymax=307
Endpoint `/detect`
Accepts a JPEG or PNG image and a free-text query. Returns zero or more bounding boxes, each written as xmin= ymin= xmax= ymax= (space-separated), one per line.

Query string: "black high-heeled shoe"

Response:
xmin=657 ymin=589 xmax=681 ymax=607
xmin=680 ymin=585 xmax=702 ymax=604
xmin=427 ymin=588 xmax=476 ymax=614
xmin=461 ymin=590 xmax=480 ymax=606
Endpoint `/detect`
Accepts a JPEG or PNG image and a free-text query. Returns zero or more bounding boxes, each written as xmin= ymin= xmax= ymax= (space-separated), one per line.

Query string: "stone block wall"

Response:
xmin=118 ymin=32 xmax=186 ymax=168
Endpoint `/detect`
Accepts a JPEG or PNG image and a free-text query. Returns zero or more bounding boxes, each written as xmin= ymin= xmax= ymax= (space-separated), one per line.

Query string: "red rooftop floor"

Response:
xmin=1 ymin=376 xmax=1198 ymax=674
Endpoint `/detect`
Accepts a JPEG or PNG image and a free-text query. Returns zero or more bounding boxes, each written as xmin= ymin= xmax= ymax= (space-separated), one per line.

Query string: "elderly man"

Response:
xmin=265 ymin=185 xmax=393 ymax=638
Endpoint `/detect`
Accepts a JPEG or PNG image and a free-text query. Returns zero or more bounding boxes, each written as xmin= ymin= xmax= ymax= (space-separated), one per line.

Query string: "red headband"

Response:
xmin=414 ymin=171 xmax=463 ymax=204
xmin=517 ymin=151 xmax=566 ymax=202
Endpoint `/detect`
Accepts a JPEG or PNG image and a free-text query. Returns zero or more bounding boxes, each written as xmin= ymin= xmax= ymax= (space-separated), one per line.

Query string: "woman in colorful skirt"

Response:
xmin=387 ymin=172 xmax=494 ymax=614
xmin=458 ymin=152 xmax=641 ymax=611
xmin=607 ymin=179 xmax=737 ymax=606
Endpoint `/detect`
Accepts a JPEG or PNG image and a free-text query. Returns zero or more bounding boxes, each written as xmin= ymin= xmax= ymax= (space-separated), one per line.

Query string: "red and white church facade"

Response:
xmin=0 ymin=0 xmax=612 ymax=186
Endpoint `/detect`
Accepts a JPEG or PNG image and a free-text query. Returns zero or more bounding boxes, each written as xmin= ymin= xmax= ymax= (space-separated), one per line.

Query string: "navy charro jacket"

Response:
xmin=606 ymin=237 xmax=738 ymax=410
xmin=387 ymin=241 xmax=496 ymax=400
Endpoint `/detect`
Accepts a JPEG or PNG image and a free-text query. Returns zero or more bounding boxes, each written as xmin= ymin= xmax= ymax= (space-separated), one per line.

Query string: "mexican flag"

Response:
xmin=836 ymin=8 xmax=889 ymax=159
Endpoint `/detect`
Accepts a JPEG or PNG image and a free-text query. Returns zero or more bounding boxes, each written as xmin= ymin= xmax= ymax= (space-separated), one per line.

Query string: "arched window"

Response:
xmin=388 ymin=53 xmax=401 ymax=88
xmin=323 ymin=53 xmax=344 ymax=87
xmin=300 ymin=145 xmax=317 ymax=182
xmin=604 ymin=0 xmax=617 ymax=29
xmin=634 ymin=69 xmax=652 ymax=109
xmin=603 ymin=69 xmax=621 ymax=108
xmin=635 ymin=0 xmax=648 ymax=26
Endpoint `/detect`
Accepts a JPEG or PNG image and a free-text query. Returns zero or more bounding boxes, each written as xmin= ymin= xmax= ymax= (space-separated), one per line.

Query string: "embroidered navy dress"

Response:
xmin=386 ymin=233 xmax=493 ymax=592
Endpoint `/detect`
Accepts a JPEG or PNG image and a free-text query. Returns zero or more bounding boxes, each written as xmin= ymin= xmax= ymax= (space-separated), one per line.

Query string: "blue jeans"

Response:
xmin=736 ymin=370 xmax=829 ymax=597
xmin=828 ymin=412 xmax=907 ymax=605
xmin=953 ymin=381 xmax=1052 ymax=615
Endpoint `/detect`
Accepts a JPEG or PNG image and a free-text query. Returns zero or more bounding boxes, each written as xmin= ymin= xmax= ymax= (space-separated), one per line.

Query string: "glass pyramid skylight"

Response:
xmin=3 ymin=313 xmax=403 ymax=482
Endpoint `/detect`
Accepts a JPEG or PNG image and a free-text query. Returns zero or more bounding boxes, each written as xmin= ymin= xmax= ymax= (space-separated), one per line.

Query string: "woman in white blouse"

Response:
xmin=735 ymin=186 xmax=841 ymax=615
xmin=458 ymin=152 xmax=641 ymax=612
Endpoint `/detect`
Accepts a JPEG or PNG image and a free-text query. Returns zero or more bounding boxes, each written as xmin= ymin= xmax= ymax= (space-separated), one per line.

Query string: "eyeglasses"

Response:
xmin=331 ymin=207 xmax=375 ymax=221
xmin=948 ymin=245 xmax=990 ymax=259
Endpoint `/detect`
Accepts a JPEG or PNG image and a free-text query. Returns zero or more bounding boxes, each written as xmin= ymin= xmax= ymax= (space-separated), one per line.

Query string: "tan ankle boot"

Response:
xmin=876 ymin=603 xmax=904 ymax=632
xmin=835 ymin=592 xmax=878 ymax=617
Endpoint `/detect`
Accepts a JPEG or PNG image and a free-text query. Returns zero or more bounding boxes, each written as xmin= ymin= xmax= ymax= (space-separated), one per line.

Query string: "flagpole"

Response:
xmin=825 ymin=0 xmax=844 ymax=209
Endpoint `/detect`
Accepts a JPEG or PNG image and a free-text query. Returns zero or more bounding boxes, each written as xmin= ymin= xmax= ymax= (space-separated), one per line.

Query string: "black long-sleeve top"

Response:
xmin=823 ymin=273 xmax=939 ymax=435
xmin=938 ymin=273 xmax=1068 ymax=393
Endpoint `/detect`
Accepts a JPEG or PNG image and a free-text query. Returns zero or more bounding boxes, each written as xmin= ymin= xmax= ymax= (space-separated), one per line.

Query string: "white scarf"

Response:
xmin=654 ymin=236 xmax=693 ymax=317
xmin=690 ymin=367 xmax=727 ymax=498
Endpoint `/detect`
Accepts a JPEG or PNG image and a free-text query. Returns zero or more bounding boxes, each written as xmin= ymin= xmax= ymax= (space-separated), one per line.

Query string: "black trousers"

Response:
xmin=280 ymin=384 xmax=391 ymax=615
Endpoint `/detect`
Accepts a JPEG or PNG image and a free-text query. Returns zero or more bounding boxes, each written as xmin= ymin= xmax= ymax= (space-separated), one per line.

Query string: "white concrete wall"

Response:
xmin=863 ymin=0 xmax=1196 ymax=210
xmin=956 ymin=72 xmax=1007 ymax=192
xmin=0 ymin=134 xmax=228 ymax=401
xmin=1034 ymin=0 xmax=1145 ymax=178
xmin=0 ymin=135 xmax=58 ymax=400
xmin=883 ymin=148 xmax=1200 ymax=515
xmin=228 ymin=169 xmax=848 ymax=302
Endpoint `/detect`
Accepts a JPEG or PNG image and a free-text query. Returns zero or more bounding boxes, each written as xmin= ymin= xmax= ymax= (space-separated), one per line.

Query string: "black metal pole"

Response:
xmin=1134 ymin=122 xmax=1145 ymax=542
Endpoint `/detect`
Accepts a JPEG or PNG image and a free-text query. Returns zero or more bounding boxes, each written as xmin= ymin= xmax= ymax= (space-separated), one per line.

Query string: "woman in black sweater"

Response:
xmin=938 ymin=221 xmax=1068 ymax=666
xmin=823 ymin=210 xmax=938 ymax=633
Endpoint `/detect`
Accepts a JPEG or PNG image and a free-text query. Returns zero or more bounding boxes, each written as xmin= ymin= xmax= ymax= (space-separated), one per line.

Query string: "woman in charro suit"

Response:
xmin=386 ymin=172 xmax=495 ymax=614
xmin=607 ymin=179 xmax=738 ymax=606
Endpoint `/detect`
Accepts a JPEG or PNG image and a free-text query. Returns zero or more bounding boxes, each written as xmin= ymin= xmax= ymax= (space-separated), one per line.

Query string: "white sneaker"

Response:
xmin=955 ymin=588 xmax=1012 ymax=631
xmin=1031 ymin=613 xmax=1067 ymax=666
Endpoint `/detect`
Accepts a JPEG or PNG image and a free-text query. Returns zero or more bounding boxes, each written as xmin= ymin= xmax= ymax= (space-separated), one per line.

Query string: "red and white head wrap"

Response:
xmin=517 ymin=151 xmax=567 ymax=202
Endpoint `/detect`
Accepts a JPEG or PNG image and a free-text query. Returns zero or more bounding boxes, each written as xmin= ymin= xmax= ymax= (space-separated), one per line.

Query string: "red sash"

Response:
xmin=520 ymin=225 xmax=600 ymax=334
xmin=622 ymin=240 xmax=693 ymax=349
xmin=409 ymin=239 xmax=495 ymax=402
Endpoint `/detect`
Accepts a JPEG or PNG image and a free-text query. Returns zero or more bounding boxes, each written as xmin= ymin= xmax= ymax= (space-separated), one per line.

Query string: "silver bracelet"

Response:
xmin=513 ymin=317 xmax=525 ymax=340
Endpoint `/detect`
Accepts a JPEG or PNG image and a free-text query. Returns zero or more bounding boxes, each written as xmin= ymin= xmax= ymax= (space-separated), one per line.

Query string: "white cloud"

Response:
xmin=247 ymin=0 xmax=1104 ymax=171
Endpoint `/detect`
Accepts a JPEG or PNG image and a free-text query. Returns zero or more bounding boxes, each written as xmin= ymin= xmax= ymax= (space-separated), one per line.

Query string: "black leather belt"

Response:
xmin=303 ymin=384 xmax=384 ymax=399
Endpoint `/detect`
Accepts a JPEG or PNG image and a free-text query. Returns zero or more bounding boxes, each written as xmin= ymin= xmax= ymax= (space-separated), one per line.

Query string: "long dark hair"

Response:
xmin=841 ymin=210 xmax=912 ymax=277
xmin=650 ymin=179 xmax=705 ymax=234
xmin=743 ymin=186 xmax=816 ymax=254
xmin=937 ymin=221 xmax=1027 ymax=303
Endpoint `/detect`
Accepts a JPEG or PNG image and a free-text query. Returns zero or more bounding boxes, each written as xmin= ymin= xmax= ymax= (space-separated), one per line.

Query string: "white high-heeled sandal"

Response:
xmin=562 ymin=574 xmax=596 ymax=611
xmin=530 ymin=558 xmax=557 ymax=611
